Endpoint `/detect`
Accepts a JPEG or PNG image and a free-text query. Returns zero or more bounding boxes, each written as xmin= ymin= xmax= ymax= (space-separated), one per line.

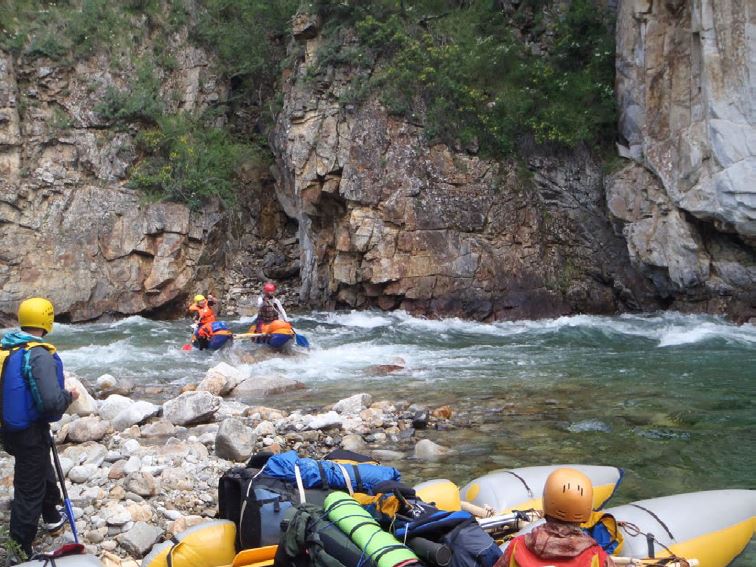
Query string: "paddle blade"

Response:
xmin=182 ymin=344 xmax=193 ymax=351
xmin=294 ymin=333 xmax=310 ymax=348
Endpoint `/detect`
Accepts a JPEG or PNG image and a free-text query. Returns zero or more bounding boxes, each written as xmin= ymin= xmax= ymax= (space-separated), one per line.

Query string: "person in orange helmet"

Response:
xmin=254 ymin=282 xmax=288 ymax=333
xmin=496 ymin=468 xmax=614 ymax=567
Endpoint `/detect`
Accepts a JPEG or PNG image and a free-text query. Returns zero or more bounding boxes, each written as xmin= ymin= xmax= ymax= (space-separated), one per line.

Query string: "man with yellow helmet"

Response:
xmin=497 ymin=468 xmax=614 ymax=567
xmin=188 ymin=293 xmax=218 ymax=350
xmin=0 ymin=298 xmax=79 ymax=560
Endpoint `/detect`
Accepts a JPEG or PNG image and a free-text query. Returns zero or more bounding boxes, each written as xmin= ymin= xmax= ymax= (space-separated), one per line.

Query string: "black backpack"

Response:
xmin=218 ymin=465 xmax=331 ymax=550
xmin=274 ymin=503 xmax=375 ymax=567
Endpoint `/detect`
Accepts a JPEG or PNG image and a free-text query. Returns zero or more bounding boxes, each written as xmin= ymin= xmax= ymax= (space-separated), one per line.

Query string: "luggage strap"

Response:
xmin=294 ymin=464 xmax=306 ymax=504
xmin=501 ymin=470 xmax=533 ymax=497
xmin=336 ymin=463 xmax=354 ymax=495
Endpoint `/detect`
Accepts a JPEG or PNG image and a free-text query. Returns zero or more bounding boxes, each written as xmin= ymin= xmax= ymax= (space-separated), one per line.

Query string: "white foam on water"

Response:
xmin=656 ymin=320 xmax=756 ymax=347
xmin=60 ymin=337 xmax=188 ymax=371
xmin=241 ymin=340 xmax=421 ymax=383
xmin=109 ymin=315 xmax=154 ymax=328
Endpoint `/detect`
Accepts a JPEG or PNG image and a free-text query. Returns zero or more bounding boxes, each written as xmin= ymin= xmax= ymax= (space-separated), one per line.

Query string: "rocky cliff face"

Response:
xmin=0 ymin=47 xmax=229 ymax=323
xmin=270 ymin=16 xmax=659 ymax=320
xmin=608 ymin=0 xmax=755 ymax=319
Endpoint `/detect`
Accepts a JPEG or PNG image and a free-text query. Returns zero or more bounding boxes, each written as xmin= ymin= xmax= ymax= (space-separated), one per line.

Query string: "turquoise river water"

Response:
xmin=19 ymin=310 xmax=756 ymax=564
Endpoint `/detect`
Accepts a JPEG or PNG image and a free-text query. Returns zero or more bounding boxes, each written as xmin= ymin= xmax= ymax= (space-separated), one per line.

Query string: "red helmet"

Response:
xmin=263 ymin=282 xmax=277 ymax=294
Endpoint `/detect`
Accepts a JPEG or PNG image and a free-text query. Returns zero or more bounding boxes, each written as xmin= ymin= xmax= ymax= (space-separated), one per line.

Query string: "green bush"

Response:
xmin=95 ymin=59 xmax=164 ymax=125
xmin=128 ymin=114 xmax=262 ymax=209
xmin=308 ymin=0 xmax=616 ymax=155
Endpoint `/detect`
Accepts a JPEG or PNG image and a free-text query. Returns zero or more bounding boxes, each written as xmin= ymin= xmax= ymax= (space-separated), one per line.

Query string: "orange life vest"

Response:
xmin=503 ymin=535 xmax=609 ymax=567
xmin=189 ymin=303 xmax=216 ymax=326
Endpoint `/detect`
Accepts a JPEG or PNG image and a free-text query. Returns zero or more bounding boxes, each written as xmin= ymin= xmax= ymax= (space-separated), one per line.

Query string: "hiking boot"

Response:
xmin=41 ymin=507 xmax=66 ymax=535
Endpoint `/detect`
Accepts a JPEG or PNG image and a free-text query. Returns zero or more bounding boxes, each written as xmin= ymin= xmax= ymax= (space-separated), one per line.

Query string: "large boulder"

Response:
xmin=198 ymin=362 xmax=246 ymax=396
xmin=414 ymin=438 xmax=453 ymax=461
xmin=162 ymin=391 xmax=221 ymax=426
xmin=98 ymin=394 xmax=134 ymax=421
xmin=64 ymin=374 xmax=98 ymax=416
xmin=112 ymin=400 xmax=160 ymax=430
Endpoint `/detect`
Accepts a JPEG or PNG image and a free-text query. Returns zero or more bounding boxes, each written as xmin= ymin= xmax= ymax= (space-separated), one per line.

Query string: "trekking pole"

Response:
xmin=49 ymin=431 xmax=79 ymax=544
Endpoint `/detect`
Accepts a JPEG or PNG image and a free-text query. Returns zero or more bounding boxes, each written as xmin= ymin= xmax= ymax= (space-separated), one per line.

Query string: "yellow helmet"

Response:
xmin=543 ymin=468 xmax=593 ymax=523
xmin=18 ymin=297 xmax=55 ymax=334
xmin=194 ymin=294 xmax=206 ymax=303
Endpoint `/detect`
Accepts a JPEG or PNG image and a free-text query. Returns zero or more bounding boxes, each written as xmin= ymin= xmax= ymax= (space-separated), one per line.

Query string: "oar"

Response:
xmin=233 ymin=332 xmax=270 ymax=339
xmin=49 ymin=432 xmax=79 ymax=544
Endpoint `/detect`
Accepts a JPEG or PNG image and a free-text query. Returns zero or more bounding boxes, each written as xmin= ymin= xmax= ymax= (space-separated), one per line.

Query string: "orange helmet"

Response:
xmin=263 ymin=282 xmax=276 ymax=294
xmin=543 ymin=468 xmax=593 ymax=523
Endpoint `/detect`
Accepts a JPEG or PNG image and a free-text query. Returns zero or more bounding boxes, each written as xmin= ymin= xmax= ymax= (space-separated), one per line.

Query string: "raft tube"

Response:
xmin=250 ymin=320 xmax=295 ymax=350
xmin=502 ymin=490 xmax=755 ymax=567
xmin=141 ymin=519 xmax=237 ymax=567
xmin=459 ymin=464 xmax=623 ymax=514
xmin=608 ymin=489 xmax=755 ymax=567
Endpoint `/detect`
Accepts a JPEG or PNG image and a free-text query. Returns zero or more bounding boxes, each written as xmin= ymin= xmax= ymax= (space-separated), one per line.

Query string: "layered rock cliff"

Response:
xmin=0 ymin=46 xmax=226 ymax=323
xmin=1 ymin=0 xmax=753 ymax=324
xmin=270 ymin=14 xmax=659 ymax=320
xmin=0 ymin=22 xmax=296 ymax=324
xmin=607 ymin=0 xmax=755 ymax=319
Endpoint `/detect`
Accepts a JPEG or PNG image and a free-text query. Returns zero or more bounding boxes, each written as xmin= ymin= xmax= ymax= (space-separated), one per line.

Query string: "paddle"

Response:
xmin=49 ymin=431 xmax=79 ymax=544
xmin=294 ymin=332 xmax=310 ymax=348
xmin=234 ymin=330 xmax=310 ymax=348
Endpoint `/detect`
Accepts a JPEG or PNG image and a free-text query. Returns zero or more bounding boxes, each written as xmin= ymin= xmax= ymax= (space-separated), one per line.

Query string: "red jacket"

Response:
xmin=497 ymin=523 xmax=613 ymax=567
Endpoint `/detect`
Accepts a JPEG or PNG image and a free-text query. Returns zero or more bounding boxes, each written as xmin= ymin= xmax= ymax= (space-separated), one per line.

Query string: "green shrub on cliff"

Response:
xmin=307 ymin=0 xmax=616 ymax=155
xmin=129 ymin=114 xmax=260 ymax=209
xmin=95 ymin=59 xmax=164 ymax=126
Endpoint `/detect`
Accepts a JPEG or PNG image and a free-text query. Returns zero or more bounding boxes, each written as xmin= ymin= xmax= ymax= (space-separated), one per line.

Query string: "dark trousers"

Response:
xmin=1 ymin=422 xmax=62 ymax=555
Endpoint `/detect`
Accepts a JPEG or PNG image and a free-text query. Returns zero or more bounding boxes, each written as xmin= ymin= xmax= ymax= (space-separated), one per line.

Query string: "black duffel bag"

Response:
xmin=218 ymin=463 xmax=331 ymax=550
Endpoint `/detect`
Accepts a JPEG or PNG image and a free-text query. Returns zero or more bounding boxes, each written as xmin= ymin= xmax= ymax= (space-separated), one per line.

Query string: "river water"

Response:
xmin=35 ymin=311 xmax=756 ymax=562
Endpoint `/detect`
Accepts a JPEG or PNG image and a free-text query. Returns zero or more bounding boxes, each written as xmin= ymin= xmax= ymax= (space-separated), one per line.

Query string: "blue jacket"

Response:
xmin=0 ymin=331 xmax=68 ymax=431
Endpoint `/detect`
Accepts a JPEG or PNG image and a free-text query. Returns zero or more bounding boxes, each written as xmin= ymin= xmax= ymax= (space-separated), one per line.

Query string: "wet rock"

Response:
xmin=431 ymin=405 xmax=453 ymax=419
xmin=371 ymin=449 xmax=404 ymax=462
xmin=163 ymin=391 xmax=221 ymax=426
xmin=118 ymin=521 xmax=163 ymax=558
xmin=198 ymin=362 xmax=245 ymax=396
xmin=215 ymin=418 xmax=257 ymax=462
xmin=414 ymin=439 xmax=453 ymax=461
xmin=364 ymin=364 xmax=405 ymax=376
xmin=411 ymin=411 xmax=429 ymax=430
xmin=232 ymin=374 xmax=305 ymax=398
xmin=333 ymin=393 xmax=372 ymax=415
